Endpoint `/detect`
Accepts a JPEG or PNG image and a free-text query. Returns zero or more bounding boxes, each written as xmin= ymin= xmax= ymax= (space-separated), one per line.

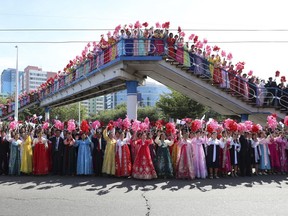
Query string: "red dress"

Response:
xmin=219 ymin=140 xmax=232 ymax=173
xmin=33 ymin=138 xmax=48 ymax=175
xmin=132 ymin=139 xmax=157 ymax=179
xmin=167 ymin=37 xmax=175 ymax=58
xmin=115 ymin=138 xmax=132 ymax=177
xmin=213 ymin=65 xmax=222 ymax=84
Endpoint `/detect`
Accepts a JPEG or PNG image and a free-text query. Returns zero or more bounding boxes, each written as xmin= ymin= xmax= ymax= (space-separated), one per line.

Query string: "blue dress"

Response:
xmin=259 ymin=143 xmax=271 ymax=170
xmin=138 ymin=31 xmax=145 ymax=56
xmin=117 ymin=36 xmax=126 ymax=56
xmin=9 ymin=140 xmax=21 ymax=175
xmin=125 ymin=36 xmax=133 ymax=56
xmin=75 ymin=138 xmax=93 ymax=175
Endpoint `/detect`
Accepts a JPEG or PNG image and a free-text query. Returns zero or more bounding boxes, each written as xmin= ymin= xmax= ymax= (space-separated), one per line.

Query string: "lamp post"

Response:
xmin=15 ymin=45 xmax=19 ymax=122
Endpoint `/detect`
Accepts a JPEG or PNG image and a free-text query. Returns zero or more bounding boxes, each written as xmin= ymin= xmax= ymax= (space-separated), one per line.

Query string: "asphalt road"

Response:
xmin=0 ymin=175 xmax=288 ymax=216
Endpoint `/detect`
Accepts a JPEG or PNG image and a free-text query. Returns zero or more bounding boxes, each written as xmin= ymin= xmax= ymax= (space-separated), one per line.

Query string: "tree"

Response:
xmin=156 ymin=90 xmax=208 ymax=119
xmin=50 ymin=103 xmax=88 ymax=121
xmin=19 ymin=105 xmax=44 ymax=121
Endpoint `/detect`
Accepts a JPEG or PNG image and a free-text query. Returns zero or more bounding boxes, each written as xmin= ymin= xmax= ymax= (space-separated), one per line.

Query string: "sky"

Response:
xmin=1 ymin=0 xmax=288 ymax=85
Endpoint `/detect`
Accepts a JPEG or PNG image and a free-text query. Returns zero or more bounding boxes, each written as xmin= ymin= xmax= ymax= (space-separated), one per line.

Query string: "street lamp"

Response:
xmin=15 ymin=45 xmax=19 ymax=122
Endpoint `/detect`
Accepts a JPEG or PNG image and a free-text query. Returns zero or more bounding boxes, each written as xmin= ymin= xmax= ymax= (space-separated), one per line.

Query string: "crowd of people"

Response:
xmin=1 ymin=21 xmax=287 ymax=119
xmin=1 ymin=116 xmax=288 ymax=180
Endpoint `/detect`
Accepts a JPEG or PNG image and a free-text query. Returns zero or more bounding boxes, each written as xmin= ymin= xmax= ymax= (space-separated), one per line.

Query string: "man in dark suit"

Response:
xmin=49 ymin=129 xmax=64 ymax=175
xmin=0 ymin=131 xmax=9 ymax=175
xmin=239 ymin=132 xmax=252 ymax=177
xmin=91 ymin=130 xmax=106 ymax=176
xmin=264 ymin=77 xmax=277 ymax=106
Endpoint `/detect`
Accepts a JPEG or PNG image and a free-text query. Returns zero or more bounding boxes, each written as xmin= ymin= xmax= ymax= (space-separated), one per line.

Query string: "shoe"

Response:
xmin=209 ymin=175 xmax=213 ymax=179
xmin=215 ymin=175 xmax=219 ymax=179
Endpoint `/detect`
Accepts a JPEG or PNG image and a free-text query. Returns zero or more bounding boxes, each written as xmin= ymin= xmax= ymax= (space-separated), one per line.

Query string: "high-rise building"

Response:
xmin=89 ymin=96 xmax=105 ymax=115
xmin=105 ymin=93 xmax=116 ymax=110
xmin=114 ymin=81 xmax=171 ymax=107
xmin=88 ymin=81 xmax=171 ymax=115
xmin=1 ymin=68 xmax=24 ymax=95
xmin=24 ymin=66 xmax=56 ymax=92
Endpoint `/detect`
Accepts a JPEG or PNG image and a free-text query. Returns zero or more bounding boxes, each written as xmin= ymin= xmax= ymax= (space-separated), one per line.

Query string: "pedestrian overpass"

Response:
xmin=1 ymin=39 xmax=287 ymax=125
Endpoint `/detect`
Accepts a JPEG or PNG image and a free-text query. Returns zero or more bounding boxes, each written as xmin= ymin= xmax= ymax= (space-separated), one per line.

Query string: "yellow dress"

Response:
xmin=208 ymin=56 xmax=215 ymax=78
xmin=171 ymin=142 xmax=180 ymax=172
xmin=102 ymin=129 xmax=116 ymax=175
xmin=20 ymin=136 xmax=33 ymax=174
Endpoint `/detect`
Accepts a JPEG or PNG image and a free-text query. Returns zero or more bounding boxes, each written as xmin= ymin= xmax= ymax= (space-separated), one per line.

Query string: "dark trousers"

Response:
xmin=0 ymin=154 xmax=9 ymax=175
xmin=52 ymin=151 xmax=63 ymax=175
xmin=93 ymin=150 xmax=104 ymax=176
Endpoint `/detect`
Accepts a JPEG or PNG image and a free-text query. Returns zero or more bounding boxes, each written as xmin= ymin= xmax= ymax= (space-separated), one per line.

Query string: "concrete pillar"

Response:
xmin=126 ymin=80 xmax=138 ymax=120
xmin=240 ymin=114 xmax=249 ymax=122
xmin=45 ymin=107 xmax=50 ymax=121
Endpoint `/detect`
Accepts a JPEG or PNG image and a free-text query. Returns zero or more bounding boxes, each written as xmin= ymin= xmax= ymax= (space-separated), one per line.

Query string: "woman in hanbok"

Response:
xmin=207 ymin=132 xmax=224 ymax=179
xmin=227 ymin=64 xmax=237 ymax=94
xmin=115 ymin=130 xmax=132 ymax=177
xmin=183 ymin=42 xmax=190 ymax=67
xmin=117 ymin=29 xmax=126 ymax=56
xmin=191 ymin=131 xmax=207 ymax=179
xmin=102 ymin=127 xmax=116 ymax=175
xmin=138 ymin=29 xmax=145 ymax=56
xmin=133 ymin=29 xmax=139 ymax=56
xmin=125 ymin=30 xmax=133 ymax=56
xmin=258 ymin=131 xmax=271 ymax=174
xmin=63 ymin=132 xmax=77 ymax=175
xmin=220 ymin=60 xmax=229 ymax=89
xmin=175 ymin=37 xmax=184 ymax=64
xmin=167 ymin=32 xmax=176 ymax=59
xmin=171 ymin=133 xmax=180 ymax=174
xmin=219 ymin=131 xmax=232 ymax=177
xmin=33 ymin=131 xmax=49 ymax=175
xmin=108 ymin=34 xmax=117 ymax=61
xmin=75 ymin=133 xmax=93 ymax=175
xmin=100 ymin=34 xmax=109 ymax=64
xmin=267 ymin=133 xmax=280 ymax=173
xmin=275 ymin=132 xmax=288 ymax=173
xmin=154 ymin=131 xmax=174 ymax=178
xmin=194 ymin=49 xmax=205 ymax=76
xmin=251 ymin=133 xmax=261 ymax=175
xmin=176 ymin=131 xmax=195 ymax=180
xmin=153 ymin=29 xmax=164 ymax=55
xmin=240 ymin=74 xmax=249 ymax=100
xmin=230 ymin=132 xmax=240 ymax=177
xmin=9 ymin=133 xmax=22 ymax=175
xmin=132 ymin=132 xmax=157 ymax=180
xmin=20 ymin=132 xmax=33 ymax=174
xmin=208 ymin=54 xmax=215 ymax=78
xmin=213 ymin=54 xmax=222 ymax=84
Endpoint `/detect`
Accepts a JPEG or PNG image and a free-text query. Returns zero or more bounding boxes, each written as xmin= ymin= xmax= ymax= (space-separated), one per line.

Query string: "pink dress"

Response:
xmin=176 ymin=42 xmax=184 ymax=64
xmin=268 ymin=138 xmax=281 ymax=172
xmin=275 ymin=137 xmax=288 ymax=172
xmin=191 ymin=137 xmax=207 ymax=178
xmin=176 ymin=139 xmax=195 ymax=179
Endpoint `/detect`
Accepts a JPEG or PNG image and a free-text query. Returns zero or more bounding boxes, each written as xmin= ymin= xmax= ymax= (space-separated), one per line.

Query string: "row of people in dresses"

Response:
xmin=1 ymin=124 xmax=287 ymax=180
